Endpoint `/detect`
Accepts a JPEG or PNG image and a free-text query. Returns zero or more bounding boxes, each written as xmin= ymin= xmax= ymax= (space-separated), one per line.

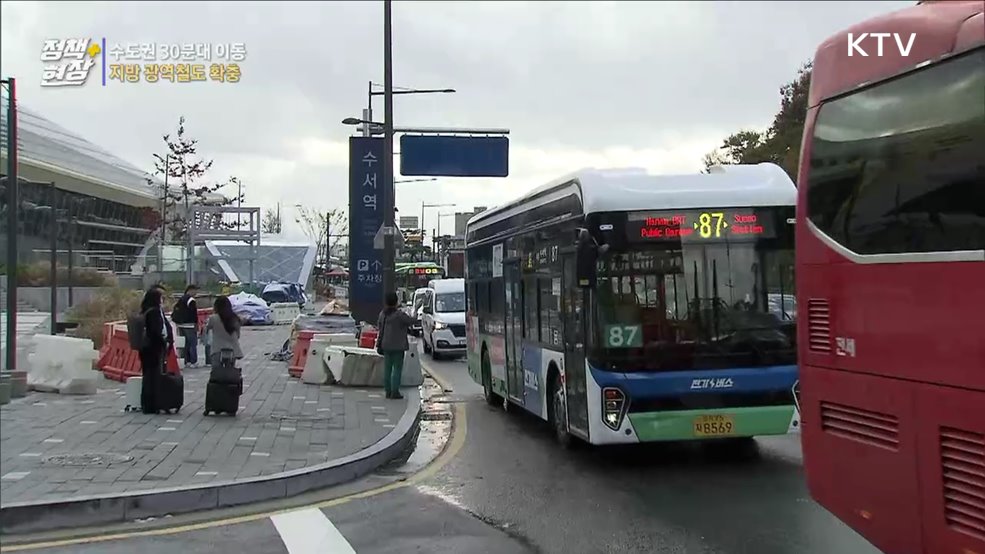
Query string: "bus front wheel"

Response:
xmin=482 ymin=348 xmax=502 ymax=407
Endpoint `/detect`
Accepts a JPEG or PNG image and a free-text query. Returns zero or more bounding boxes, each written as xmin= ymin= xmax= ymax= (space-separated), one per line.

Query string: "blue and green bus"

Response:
xmin=464 ymin=164 xmax=799 ymax=446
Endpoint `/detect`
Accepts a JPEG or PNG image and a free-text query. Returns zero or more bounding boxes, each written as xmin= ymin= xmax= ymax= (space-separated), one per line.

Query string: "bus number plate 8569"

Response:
xmin=693 ymin=414 xmax=735 ymax=437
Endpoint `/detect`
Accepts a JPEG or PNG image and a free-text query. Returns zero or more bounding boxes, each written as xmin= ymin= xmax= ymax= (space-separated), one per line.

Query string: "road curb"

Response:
xmin=0 ymin=387 xmax=422 ymax=535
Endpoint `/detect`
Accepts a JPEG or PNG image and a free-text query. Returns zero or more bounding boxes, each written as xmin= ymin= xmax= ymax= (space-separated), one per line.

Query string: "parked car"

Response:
xmin=408 ymin=288 xmax=429 ymax=337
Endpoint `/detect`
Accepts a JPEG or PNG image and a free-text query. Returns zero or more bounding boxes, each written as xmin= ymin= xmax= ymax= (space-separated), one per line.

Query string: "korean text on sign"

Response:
xmin=362 ymin=151 xmax=378 ymax=211
xmin=107 ymin=63 xmax=240 ymax=83
xmin=107 ymin=42 xmax=246 ymax=63
xmin=40 ymin=38 xmax=99 ymax=87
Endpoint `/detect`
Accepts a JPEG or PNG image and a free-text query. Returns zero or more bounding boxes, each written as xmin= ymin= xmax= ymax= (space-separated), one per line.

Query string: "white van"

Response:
xmin=420 ymin=278 xmax=466 ymax=359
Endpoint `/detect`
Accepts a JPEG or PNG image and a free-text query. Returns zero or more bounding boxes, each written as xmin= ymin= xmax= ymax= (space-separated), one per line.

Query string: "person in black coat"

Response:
xmin=139 ymin=287 xmax=170 ymax=414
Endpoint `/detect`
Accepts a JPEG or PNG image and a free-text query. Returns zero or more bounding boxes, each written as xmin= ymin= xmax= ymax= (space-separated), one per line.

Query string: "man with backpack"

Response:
xmin=173 ymin=284 xmax=201 ymax=368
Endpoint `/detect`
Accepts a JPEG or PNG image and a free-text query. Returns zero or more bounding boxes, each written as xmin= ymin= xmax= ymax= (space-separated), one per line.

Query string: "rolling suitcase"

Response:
xmin=124 ymin=376 xmax=142 ymax=412
xmin=205 ymin=349 xmax=242 ymax=416
xmin=157 ymin=372 xmax=184 ymax=414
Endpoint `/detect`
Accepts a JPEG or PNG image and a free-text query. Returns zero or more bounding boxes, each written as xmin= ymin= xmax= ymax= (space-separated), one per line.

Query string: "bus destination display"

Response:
xmin=626 ymin=209 xmax=776 ymax=242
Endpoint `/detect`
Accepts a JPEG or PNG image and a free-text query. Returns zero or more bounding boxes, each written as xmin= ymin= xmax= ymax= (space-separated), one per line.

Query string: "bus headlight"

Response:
xmin=602 ymin=387 xmax=627 ymax=430
xmin=434 ymin=321 xmax=447 ymax=330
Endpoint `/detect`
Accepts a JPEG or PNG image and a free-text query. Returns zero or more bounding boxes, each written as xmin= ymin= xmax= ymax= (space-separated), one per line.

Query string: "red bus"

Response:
xmin=797 ymin=1 xmax=984 ymax=553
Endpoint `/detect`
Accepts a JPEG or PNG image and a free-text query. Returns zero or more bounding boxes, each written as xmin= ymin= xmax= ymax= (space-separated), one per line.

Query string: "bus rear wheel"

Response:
xmin=482 ymin=349 xmax=502 ymax=407
xmin=548 ymin=370 xmax=573 ymax=448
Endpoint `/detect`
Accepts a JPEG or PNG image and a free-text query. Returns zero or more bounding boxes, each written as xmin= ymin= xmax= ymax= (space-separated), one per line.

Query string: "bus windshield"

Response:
xmin=588 ymin=206 xmax=796 ymax=372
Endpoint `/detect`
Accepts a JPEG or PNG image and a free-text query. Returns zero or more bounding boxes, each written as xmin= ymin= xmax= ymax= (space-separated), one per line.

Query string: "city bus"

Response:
xmin=464 ymin=164 xmax=799 ymax=447
xmin=394 ymin=261 xmax=444 ymax=304
xmin=797 ymin=2 xmax=985 ymax=553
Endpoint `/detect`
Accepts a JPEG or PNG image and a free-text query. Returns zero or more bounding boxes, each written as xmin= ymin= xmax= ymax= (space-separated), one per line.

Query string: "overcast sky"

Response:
xmin=1 ymin=0 xmax=911 ymax=243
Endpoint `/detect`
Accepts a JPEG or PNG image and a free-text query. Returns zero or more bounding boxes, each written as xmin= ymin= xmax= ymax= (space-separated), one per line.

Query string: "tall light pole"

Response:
xmin=421 ymin=202 xmax=455 ymax=245
xmin=364 ymin=83 xmax=455 ymax=137
xmin=381 ymin=0 xmax=396 ymax=298
xmin=3 ymin=77 xmax=18 ymax=369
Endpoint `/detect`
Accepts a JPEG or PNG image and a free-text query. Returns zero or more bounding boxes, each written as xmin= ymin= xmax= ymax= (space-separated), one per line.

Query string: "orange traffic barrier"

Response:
xmin=98 ymin=324 xmax=181 ymax=382
xmin=96 ymin=322 xmax=116 ymax=369
xmin=288 ymin=330 xmax=316 ymax=378
xmin=359 ymin=327 xmax=378 ymax=349
xmin=100 ymin=328 xmax=134 ymax=382
xmin=196 ymin=308 xmax=213 ymax=333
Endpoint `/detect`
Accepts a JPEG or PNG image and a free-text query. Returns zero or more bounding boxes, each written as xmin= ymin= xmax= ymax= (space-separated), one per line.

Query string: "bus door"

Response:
xmin=504 ymin=260 xmax=524 ymax=403
xmin=561 ymin=253 xmax=589 ymax=437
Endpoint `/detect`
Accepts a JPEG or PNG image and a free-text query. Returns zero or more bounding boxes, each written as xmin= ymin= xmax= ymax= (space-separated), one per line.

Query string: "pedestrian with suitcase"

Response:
xmin=204 ymin=296 xmax=244 ymax=416
xmin=136 ymin=287 xmax=169 ymax=414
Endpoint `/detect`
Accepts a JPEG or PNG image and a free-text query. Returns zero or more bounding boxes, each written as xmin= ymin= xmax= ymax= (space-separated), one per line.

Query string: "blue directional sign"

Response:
xmin=400 ymin=135 xmax=509 ymax=177
xmin=348 ymin=136 xmax=388 ymax=324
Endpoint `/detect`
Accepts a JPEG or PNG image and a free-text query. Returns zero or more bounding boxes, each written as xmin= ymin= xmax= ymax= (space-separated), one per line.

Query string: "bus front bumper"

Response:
xmin=626 ymin=405 xmax=800 ymax=442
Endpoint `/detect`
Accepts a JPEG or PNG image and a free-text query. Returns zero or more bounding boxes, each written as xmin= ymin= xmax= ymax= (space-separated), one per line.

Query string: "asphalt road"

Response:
xmin=6 ymin=355 xmax=883 ymax=554
xmin=420 ymin=356 xmax=881 ymax=554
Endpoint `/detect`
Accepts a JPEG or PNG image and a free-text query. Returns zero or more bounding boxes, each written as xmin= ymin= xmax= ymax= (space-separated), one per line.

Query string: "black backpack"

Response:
xmin=126 ymin=308 xmax=153 ymax=350
xmin=172 ymin=296 xmax=190 ymax=324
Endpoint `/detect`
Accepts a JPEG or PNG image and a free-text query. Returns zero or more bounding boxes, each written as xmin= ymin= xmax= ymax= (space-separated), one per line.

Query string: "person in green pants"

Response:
xmin=375 ymin=292 xmax=416 ymax=399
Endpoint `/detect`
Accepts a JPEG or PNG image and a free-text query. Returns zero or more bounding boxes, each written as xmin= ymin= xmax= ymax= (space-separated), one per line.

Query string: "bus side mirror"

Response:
xmin=575 ymin=228 xmax=598 ymax=288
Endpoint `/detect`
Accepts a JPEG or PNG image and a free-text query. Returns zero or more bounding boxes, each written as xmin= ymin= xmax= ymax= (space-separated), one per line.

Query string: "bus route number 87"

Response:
xmin=604 ymin=325 xmax=643 ymax=348
xmin=696 ymin=212 xmax=727 ymax=238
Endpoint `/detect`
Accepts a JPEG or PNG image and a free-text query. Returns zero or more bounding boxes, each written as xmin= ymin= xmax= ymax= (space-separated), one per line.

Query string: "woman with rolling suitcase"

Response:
xmin=203 ymin=296 xmax=244 ymax=415
xmin=137 ymin=287 xmax=169 ymax=414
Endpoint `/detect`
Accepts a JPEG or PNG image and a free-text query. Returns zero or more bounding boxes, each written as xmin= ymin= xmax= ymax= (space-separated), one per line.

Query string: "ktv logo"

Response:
xmin=847 ymin=32 xmax=916 ymax=57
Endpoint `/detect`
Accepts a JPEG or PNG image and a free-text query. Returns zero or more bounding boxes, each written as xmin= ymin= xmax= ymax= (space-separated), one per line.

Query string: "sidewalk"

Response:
xmin=0 ymin=325 xmax=419 ymax=534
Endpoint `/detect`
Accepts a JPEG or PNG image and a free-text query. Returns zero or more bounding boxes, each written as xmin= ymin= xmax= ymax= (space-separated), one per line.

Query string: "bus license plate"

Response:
xmin=693 ymin=415 xmax=735 ymax=437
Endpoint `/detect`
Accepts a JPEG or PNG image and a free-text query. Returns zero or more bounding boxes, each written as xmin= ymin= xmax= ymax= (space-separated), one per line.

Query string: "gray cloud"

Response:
xmin=2 ymin=0 xmax=912 ymax=242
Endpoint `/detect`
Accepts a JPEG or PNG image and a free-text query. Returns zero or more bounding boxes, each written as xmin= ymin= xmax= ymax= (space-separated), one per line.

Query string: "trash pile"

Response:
xmin=268 ymin=310 xmax=357 ymax=362
xmin=229 ymin=292 xmax=273 ymax=325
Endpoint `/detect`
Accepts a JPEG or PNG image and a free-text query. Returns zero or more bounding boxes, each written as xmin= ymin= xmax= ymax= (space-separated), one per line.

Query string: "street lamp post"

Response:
xmin=421 ymin=202 xmax=455 ymax=242
xmin=364 ymin=82 xmax=455 ymax=138
xmin=3 ymin=77 xmax=18 ymax=369
xmin=381 ymin=0 xmax=395 ymax=299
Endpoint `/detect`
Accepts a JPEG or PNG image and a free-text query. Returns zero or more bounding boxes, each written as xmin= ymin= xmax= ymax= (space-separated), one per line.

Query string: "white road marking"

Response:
xmin=42 ymin=438 xmax=63 ymax=444
xmin=270 ymin=508 xmax=356 ymax=554
xmin=18 ymin=453 xmax=42 ymax=458
xmin=2 ymin=472 xmax=30 ymax=481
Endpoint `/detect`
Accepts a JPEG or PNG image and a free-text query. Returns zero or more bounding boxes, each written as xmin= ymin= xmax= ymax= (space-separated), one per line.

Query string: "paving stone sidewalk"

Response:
xmin=0 ymin=326 xmax=408 ymax=505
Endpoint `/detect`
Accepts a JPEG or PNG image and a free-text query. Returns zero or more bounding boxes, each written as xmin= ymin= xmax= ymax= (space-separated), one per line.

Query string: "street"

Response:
xmin=4 ymin=354 xmax=883 ymax=554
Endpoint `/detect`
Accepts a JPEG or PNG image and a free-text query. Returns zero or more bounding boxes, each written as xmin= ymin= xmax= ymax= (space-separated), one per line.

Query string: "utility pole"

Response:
xmin=3 ymin=77 xmax=18 ymax=369
xmin=381 ymin=0 xmax=396 ymax=298
xmin=184 ymin=184 xmax=192 ymax=285
xmin=67 ymin=198 xmax=74 ymax=307
xmin=48 ymin=182 xmax=57 ymax=335
xmin=159 ymin=153 xmax=169 ymax=282
xmin=237 ymin=179 xmax=242 ymax=229
xmin=324 ymin=211 xmax=331 ymax=268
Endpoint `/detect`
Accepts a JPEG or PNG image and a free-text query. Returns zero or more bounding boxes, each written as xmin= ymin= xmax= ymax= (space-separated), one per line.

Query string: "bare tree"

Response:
xmin=262 ymin=208 xmax=282 ymax=234
xmin=294 ymin=207 xmax=348 ymax=265
xmin=148 ymin=116 xmax=244 ymax=242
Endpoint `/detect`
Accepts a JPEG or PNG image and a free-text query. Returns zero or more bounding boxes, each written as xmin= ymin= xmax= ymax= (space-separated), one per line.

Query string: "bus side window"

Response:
xmin=523 ymin=277 xmax=539 ymax=342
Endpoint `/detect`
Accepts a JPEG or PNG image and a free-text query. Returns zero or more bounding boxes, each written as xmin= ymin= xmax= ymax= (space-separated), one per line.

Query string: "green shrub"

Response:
xmin=66 ymin=288 xmax=143 ymax=348
xmin=6 ymin=262 xmax=118 ymax=287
